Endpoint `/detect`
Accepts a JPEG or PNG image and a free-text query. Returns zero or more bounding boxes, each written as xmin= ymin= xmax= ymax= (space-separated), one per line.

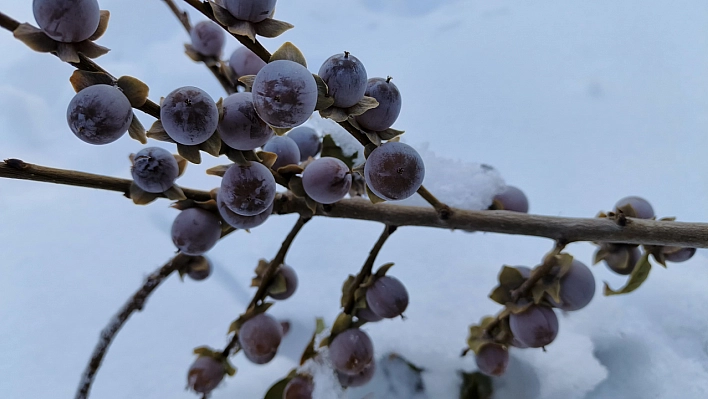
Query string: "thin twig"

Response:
xmin=343 ymin=224 xmax=398 ymax=314
xmin=161 ymin=0 xmax=237 ymax=94
xmin=221 ymin=216 xmax=311 ymax=356
xmin=75 ymin=258 xmax=179 ymax=399
xmin=2 ymin=159 xmax=708 ymax=248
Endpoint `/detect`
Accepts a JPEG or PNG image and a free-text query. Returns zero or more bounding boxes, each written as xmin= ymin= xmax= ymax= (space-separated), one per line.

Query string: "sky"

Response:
xmin=1 ymin=1 xmax=707 ymax=398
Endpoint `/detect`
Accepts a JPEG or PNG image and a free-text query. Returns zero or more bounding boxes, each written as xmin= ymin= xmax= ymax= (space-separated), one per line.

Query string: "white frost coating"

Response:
xmin=395 ymin=142 xmax=506 ymax=211
xmin=348 ymin=353 xmax=428 ymax=399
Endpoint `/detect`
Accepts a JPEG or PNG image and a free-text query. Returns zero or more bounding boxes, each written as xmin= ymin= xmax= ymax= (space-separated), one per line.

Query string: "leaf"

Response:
xmin=365 ymin=131 xmax=382 ymax=146
xmin=223 ymin=147 xmax=250 ymax=166
xmin=330 ymin=313 xmax=353 ymax=337
xmin=175 ymin=155 xmax=188 ymax=177
xmin=88 ymin=10 xmax=111 ymax=41
xmin=206 ymin=165 xmax=231 ymax=177
xmin=263 ymin=377 xmax=291 ymax=399
xmin=258 ymin=151 xmax=278 ymax=169
xmin=73 ymin=40 xmax=110 ymax=59
xmin=146 ymin=120 xmax=176 ymax=143
xmin=210 ymin=1 xmax=239 ymax=27
xmin=366 ymin=184 xmax=386 ymax=204
xmin=489 ymin=286 xmax=511 ymax=305
xmin=269 ymin=42 xmax=307 ymax=68
xmin=340 ymin=275 xmax=356 ymax=308
xmin=13 ymin=23 xmax=56 ymax=53
xmin=69 ymin=70 xmax=114 ymax=93
xmin=129 ymin=182 xmax=158 ymax=205
xmin=313 ymin=74 xmax=335 ymax=111
xmin=288 ymin=176 xmax=307 ymax=198
xmin=346 ymin=96 xmax=379 ymax=117
xmin=267 ymin=273 xmax=288 ymax=295
xmin=177 ymin=144 xmax=202 ymax=164
xmin=604 ymin=253 xmax=652 ymax=296
xmin=304 ymin=196 xmax=318 ymax=214
xmin=238 ymin=75 xmax=256 ymax=90
xmin=320 ymin=134 xmax=358 ymax=169
xmin=378 ymin=127 xmax=405 ymax=141
xmin=228 ymin=20 xmax=257 ymax=42
xmin=319 ymin=106 xmax=348 ymax=122
xmin=498 ymin=266 xmax=525 ymax=288
xmin=117 ymin=76 xmax=149 ymax=107
xmin=375 ymin=262 xmax=395 ymax=277
xmin=300 ymin=318 xmax=326 ymax=365
xmin=272 ymin=126 xmax=291 ymax=136
xmin=164 ymin=185 xmax=187 ymax=201
xmin=199 ymin=131 xmax=222 ymax=157
xmin=459 ymin=371 xmax=494 ymax=399
xmin=127 ymin=113 xmax=147 ymax=144
xmin=254 ymin=18 xmax=294 ymax=38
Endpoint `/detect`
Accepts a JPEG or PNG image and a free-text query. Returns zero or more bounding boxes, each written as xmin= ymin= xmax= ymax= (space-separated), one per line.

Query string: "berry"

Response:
xmin=318 ymin=52 xmax=368 ymax=108
xmin=131 ymin=147 xmax=179 ymax=193
xmin=252 ymin=60 xmax=318 ymax=128
xmin=160 ymin=86 xmax=219 ymax=145
xmin=302 ymin=157 xmax=352 ymax=204
xmin=33 ymin=0 xmax=100 ymax=43
xmin=66 ymin=84 xmax=133 ymax=145
xmin=171 ymin=208 xmax=222 ymax=256
xmin=364 ymin=142 xmax=425 ymax=201
xmin=355 ymin=77 xmax=401 ymax=131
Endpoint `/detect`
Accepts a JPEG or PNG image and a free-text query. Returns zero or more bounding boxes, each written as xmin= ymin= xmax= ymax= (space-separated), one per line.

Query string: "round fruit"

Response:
xmin=33 ymin=0 xmax=100 ymax=43
xmin=492 ymin=185 xmax=529 ymax=213
xmin=218 ymin=92 xmax=274 ymax=151
xmin=160 ymin=86 xmax=219 ymax=145
xmin=220 ymin=162 xmax=276 ymax=216
xmin=302 ymin=157 xmax=352 ymax=204
xmin=252 ymin=60 xmax=318 ymax=128
xmin=263 ymin=136 xmax=301 ymax=170
xmin=287 ymin=126 xmax=321 ymax=161
xmin=66 ymin=84 xmax=133 ymax=145
xmin=131 ymin=147 xmax=179 ymax=193
xmin=365 ymin=276 xmax=409 ymax=319
xmin=190 ymin=20 xmax=225 ymax=57
xmin=268 ymin=265 xmax=298 ymax=300
xmin=187 ymin=355 xmax=225 ymax=394
xmin=364 ymin=142 xmax=425 ymax=201
xmin=475 ymin=343 xmax=509 ymax=376
xmin=238 ymin=313 xmax=283 ymax=364
xmin=509 ymin=305 xmax=559 ymax=348
xmin=229 ymin=46 xmax=267 ymax=77
xmin=318 ymin=52 xmax=368 ymax=108
xmin=223 ymin=0 xmax=277 ymax=23
xmin=171 ymin=208 xmax=222 ymax=256
xmin=329 ymin=328 xmax=374 ymax=376
xmin=355 ymin=77 xmax=401 ymax=131
xmin=614 ymin=196 xmax=654 ymax=219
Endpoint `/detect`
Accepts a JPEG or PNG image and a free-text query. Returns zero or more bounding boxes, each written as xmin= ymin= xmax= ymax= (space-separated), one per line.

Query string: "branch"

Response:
xmin=222 ymin=216 xmax=311 ymax=356
xmin=2 ymin=159 xmax=708 ymax=248
xmin=343 ymin=224 xmax=397 ymax=314
xmin=161 ymin=0 xmax=237 ymax=94
xmin=0 ymin=11 xmax=161 ymax=119
xmin=75 ymin=257 xmax=179 ymax=399
xmin=182 ymin=0 xmax=271 ymax=63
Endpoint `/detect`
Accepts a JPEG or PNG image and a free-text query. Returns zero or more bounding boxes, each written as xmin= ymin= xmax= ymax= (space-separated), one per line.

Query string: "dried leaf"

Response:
xmin=288 ymin=176 xmax=307 ymax=198
xmin=177 ymin=144 xmax=202 ymax=164
xmin=375 ymin=262 xmax=395 ymax=277
xmin=223 ymin=147 xmax=249 ymax=166
xmin=199 ymin=131 xmax=222 ymax=157
xmin=146 ymin=120 xmax=176 ymax=143
xmin=238 ymin=74 xmax=256 ymax=90
xmin=210 ymin=1 xmax=238 ymax=26
xmin=319 ymin=106 xmax=348 ymax=122
xmin=258 ymin=151 xmax=278 ymax=169
xmin=313 ymin=74 xmax=335 ymax=111
xmin=269 ymin=42 xmax=307 ymax=68
xmin=175 ymin=155 xmax=188 ymax=177
xmin=378 ymin=127 xmax=405 ymax=141
xmin=304 ymin=196 xmax=318 ymax=214
xmin=604 ymin=253 xmax=652 ymax=296
xmin=206 ymin=164 xmax=231 ymax=177
xmin=254 ymin=18 xmax=294 ymax=38
xmin=366 ymin=184 xmax=386 ymax=204
xmin=346 ymin=96 xmax=379 ymax=117
xmin=365 ymin=131 xmax=382 ymax=146
xmin=129 ymin=182 xmax=159 ymax=205
xmin=184 ymin=43 xmax=203 ymax=62
xmin=228 ymin=20 xmax=256 ymax=42
xmin=73 ymin=40 xmax=110 ymax=59
xmin=13 ymin=23 xmax=56 ymax=53
xmin=117 ymin=76 xmax=149 ymax=107
xmin=88 ymin=10 xmax=111 ymax=41
xmin=127 ymin=113 xmax=147 ymax=144
xmin=272 ymin=126 xmax=291 ymax=136
xmin=69 ymin=70 xmax=113 ymax=93
xmin=164 ymin=185 xmax=187 ymax=201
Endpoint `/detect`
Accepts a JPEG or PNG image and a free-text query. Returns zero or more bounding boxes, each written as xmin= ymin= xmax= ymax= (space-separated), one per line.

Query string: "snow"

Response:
xmin=1 ymin=0 xmax=708 ymax=398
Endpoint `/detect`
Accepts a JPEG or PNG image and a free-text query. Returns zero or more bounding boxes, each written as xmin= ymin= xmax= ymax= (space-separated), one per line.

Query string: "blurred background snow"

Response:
xmin=1 ymin=0 xmax=707 ymax=398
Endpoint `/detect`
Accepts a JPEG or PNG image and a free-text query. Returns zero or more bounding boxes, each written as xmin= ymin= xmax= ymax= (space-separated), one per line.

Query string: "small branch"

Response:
xmin=0 ymin=159 xmax=212 ymax=202
xmin=247 ymin=216 xmax=311 ymax=309
xmin=183 ymin=0 xmax=272 ymax=63
xmin=75 ymin=258 xmax=179 ymax=399
xmin=162 ymin=0 xmax=237 ymax=94
xmin=416 ymin=185 xmax=452 ymax=219
xmin=0 ymin=12 xmax=161 ymax=119
xmin=221 ymin=216 xmax=311 ymax=356
xmin=483 ymin=241 xmax=567 ymax=335
xmin=343 ymin=224 xmax=397 ymax=314
xmin=3 ymin=159 xmax=708 ymax=248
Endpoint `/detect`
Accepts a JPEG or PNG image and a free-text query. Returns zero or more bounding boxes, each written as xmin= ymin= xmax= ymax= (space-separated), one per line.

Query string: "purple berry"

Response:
xmin=223 ymin=0 xmax=277 ymax=23
xmin=318 ymin=52 xmax=368 ymax=108
xmin=252 ymin=60 xmax=318 ymax=128
xmin=509 ymin=305 xmax=559 ymax=348
xmin=219 ymin=162 xmax=276 ymax=216
xmin=33 ymin=0 xmax=100 ymax=43
xmin=287 ymin=126 xmax=321 ymax=161
xmin=365 ymin=276 xmax=409 ymax=319
xmin=364 ymin=142 xmax=425 ymax=201
xmin=66 ymin=84 xmax=133 ymax=145
xmin=614 ymin=196 xmax=654 ymax=219
xmin=475 ymin=343 xmax=509 ymax=376
xmin=160 ymin=86 xmax=219 ymax=145
xmin=268 ymin=265 xmax=298 ymax=300
xmin=329 ymin=328 xmax=374 ymax=376
xmin=131 ymin=147 xmax=179 ymax=193
xmin=302 ymin=157 xmax=352 ymax=204
xmin=263 ymin=136 xmax=301 ymax=170
xmin=229 ymin=46 xmax=267 ymax=77
xmin=171 ymin=208 xmax=222 ymax=256
xmin=355 ymin=77 xmax=401 ymax=131
xmin=187 ymin=355 xmax=225 ymax=394
xmin=218 ymin=92 xmax=274 ymax=151
xmin=492 ymin=185 xmax=529 ymax=213
xmin=238 ymin=313 xmax=283 ymax=364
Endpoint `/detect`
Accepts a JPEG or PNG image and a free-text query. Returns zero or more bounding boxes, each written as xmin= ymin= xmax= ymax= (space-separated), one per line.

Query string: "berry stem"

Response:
xmin=343 ymin=224 xmax=398 ymax=314
xmin=162 ymin=0 xmax=238 ymax=94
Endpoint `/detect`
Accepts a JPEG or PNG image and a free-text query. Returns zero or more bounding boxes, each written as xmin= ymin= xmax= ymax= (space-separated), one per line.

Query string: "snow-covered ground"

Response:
xmin=1 ymin=1 xmax=707 ymax=398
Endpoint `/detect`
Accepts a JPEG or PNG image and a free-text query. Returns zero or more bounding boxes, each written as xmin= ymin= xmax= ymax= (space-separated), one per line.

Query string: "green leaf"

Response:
xmin=267 ymin=272 xmax=288 ymax=295
xmin=604 ymin=253 xmax=652 ymax=296
xmin=330 ymin=313 xmax=353 ymax=337
xmin=127 ymin=113 xmax=147 ymax=144
xmin=320 ymin=134 xmax=358 ymax=169
xmin=498 ymin=266 xmax=525 ymax=288
xmin=254 ymin=18 xmax=294 ymax=39
xmin=375 ymin=262 xmax=395 ymax=277
xmin=488 ymin=286 xmax=511 ymax=305
xmin=177 ymin=144 xmax=202 ymax=164
xmin=366 ymin=184 xmax=386 ymax=204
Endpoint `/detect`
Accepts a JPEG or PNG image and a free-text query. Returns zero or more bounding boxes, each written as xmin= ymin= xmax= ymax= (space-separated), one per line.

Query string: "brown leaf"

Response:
xmin=254 ymin=18 xmax=294 ymax=38
xmin=88 ymin=10 xmax=111 ymax=41
xmin=69 ymin=70 xmax=114 ymax=93
xmin=269 ymin=42 xmax=307 ymax=67
xmin=117 ymin=76 xmax=149 ymax=107
xmin=177 ymin=144 xmax=202 ymax=164
xmin=13 ymin=23 xmax=56 ymax=53
xmin=127 ymin=113 xmax=147 ymax=144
